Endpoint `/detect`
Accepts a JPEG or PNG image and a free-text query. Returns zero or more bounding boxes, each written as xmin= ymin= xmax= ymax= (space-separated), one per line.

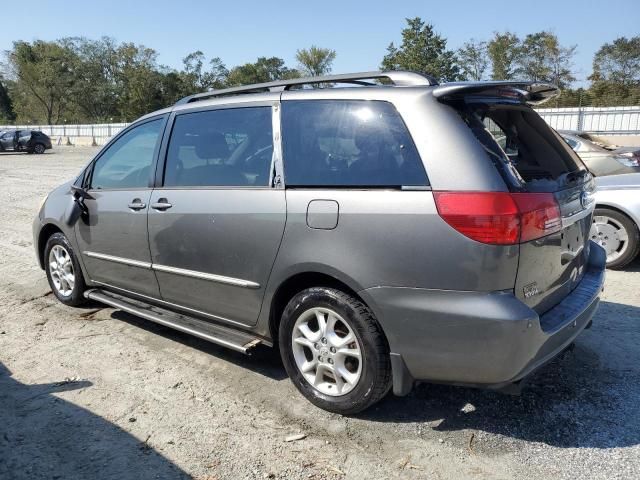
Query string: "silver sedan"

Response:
xmin=591 ymin=173 xmax=640 ymax=268
xmin=560 ymin=131 xmax=640 ymax=177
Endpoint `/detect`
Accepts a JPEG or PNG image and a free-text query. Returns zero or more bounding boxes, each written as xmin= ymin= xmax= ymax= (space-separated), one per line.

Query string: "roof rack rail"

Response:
xmin=175 ymin=70 xmax=437 ymax=105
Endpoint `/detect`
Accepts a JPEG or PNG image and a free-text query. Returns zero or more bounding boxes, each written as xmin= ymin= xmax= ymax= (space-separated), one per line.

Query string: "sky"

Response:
xmin=1 ymin=0 xmax=639 ymax=86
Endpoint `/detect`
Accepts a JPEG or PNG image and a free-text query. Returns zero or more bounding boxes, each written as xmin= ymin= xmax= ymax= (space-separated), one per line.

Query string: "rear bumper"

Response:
xmin=359 ymin=242 xmax=606 ymax=395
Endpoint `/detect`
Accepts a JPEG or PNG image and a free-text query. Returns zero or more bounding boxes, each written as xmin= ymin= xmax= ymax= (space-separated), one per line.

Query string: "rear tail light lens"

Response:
xmin=433 ymin=191 xmax=561 ymax=245
xmin=512 ymin=193 xmax=562 ymax=242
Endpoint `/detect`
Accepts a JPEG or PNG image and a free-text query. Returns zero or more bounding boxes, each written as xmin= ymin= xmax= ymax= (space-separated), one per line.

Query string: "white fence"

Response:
xmin=2 ymin=106 xmax=640 ymax=144
xmin=0 ymin=123 xmax=129 ymax=145
xmin=0 ymin=123 xmax=129 ymax=137
xmin=535 ymin=106 xmax=640 ymax=135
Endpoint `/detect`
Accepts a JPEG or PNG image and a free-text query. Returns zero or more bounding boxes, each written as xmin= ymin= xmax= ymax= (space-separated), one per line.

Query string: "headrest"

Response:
xmin=193 ymin=130 xmax=229 ymax=160
xmin=354 ymin=122 xmax=384 ymax=152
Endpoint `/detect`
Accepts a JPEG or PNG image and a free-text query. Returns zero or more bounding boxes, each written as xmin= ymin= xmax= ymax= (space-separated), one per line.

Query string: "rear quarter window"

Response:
xmin=281 ymin=100 xmax=428 ymax=187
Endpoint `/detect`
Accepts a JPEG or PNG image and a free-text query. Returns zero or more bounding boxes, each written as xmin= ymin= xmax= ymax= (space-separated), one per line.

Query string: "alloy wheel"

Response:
xmin=592 ymin=215 xmax=629 ymax=263
xmin=291 ymin=307 xmax=363 ymax=396
xmin=48 ymin=245 xmax=75 ymax=296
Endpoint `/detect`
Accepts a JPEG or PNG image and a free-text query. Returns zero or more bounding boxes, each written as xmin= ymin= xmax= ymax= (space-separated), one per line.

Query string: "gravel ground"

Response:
xmin=0 ymin=146 xmax=639 ymax=480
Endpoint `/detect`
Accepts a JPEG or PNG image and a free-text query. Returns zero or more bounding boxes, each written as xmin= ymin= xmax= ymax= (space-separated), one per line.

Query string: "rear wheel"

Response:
xmin=279 ymin=287 xmax=391 ymax=415
xmin=33 ymin=143 xmax=46 ymax=154
xmin=591 ymin=208 xmax=640 ymax=269
xmin=44 ymin=232 xmax=87 ymax=306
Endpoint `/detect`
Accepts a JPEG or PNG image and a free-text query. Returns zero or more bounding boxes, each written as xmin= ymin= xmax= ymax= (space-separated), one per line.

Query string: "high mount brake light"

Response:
xmin=433 ymin=192 xmax=562 ymax=245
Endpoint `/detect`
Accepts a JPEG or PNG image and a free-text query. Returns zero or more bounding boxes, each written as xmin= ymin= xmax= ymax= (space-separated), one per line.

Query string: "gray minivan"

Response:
xmin=34 ymin=72 xmax=606 ymax=414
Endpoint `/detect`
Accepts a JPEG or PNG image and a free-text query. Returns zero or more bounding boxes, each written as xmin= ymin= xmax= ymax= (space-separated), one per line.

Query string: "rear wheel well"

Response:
xmin=38 ymin=224 xmax=63 ymax=268
xmin=269 ymin=272 xmax=365 ymax=342
xmin=595 ymin=204 xmax=638 ymax=227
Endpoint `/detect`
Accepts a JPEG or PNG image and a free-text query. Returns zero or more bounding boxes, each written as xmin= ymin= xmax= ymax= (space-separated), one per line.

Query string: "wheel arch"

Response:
xmin=267 ymin=271 xmax=370 ymax=343
xmin=37 ymin=223 xmax=63 ymax=269
xmin=595 ymin=203 xmax=640 ymax=231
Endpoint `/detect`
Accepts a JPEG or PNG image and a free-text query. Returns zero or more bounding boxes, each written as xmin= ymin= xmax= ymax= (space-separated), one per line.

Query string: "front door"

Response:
xmin=148 ymin=104 xmax=285 ymax=326
xmin=0 ymin=131 xmax=16 ymax=150
xmin=75 ymin=117 xmax=165 ymax=297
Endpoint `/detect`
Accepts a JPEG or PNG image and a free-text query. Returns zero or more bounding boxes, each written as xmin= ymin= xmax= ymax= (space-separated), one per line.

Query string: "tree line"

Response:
xmin=0 ymin=17 xmax=638 ymax=124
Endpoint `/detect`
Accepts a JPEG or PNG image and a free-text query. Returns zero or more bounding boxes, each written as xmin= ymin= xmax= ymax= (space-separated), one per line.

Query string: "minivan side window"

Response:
xmin=164 ymin=107 xmax=273 ymax=187
xmin=281 ymin=100 xmax=428 ymax=187
xmin=91 ymin=119 xmax=163 ymax=190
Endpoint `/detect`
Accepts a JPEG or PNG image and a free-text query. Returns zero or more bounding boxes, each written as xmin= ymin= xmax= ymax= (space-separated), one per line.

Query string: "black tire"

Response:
xmin=279 ymin=287 xmax=391 ymax=415
xmin=593 ymin=207 xmax=640 ymax=269
xmin=44 ymin=232 xmax=87 ymax=306
xmin=33 ymin=143 xmax=46 ymax=154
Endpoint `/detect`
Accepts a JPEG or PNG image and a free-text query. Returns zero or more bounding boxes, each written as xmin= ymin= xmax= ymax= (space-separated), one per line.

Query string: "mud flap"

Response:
xmin=390 ymin=353 xmax=414 ymax=396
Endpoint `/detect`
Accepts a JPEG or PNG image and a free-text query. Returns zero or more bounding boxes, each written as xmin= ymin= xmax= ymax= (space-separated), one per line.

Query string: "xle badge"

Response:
xmin=523 ymin=282 xmax=540 ymax=299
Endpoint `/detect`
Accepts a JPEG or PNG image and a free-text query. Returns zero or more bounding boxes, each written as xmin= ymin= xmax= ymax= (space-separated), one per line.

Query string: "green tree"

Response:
xmin=226 ymin=57 xmax=299 ymax=86
xmin=0 ymin=74 xmax=15 ymax=122
xmin=588 ymin=36 xmax=640 ymax=106
xmin=114 ymin=43 xmax=167 ymax=121
xmin=457 ymin=40 xmax=488 ymax=81
xmin=590 ymin=36 xmax=640 ymax=85
xmin=295 ymin=46 xmax=336 ymax=77
xmin=6 ymin=40 xmax=77 ymax=124
xmin=487 ymin=32 xmax=520 ymax=80
xmin=60 ymin=37 xmax=120 ymax=122
xmin=180 ymin=51 xmax=228 ymax=93
xmin=381 ymin=17 xmax=460 ymax=82
xmin=516 ymin=31 xmax=576 ymax=88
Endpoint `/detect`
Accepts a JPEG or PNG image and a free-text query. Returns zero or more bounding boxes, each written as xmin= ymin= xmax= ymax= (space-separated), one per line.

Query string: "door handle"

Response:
xmin=151 ymin=199 xmax=172 ymax=211
xmin=127 ymin=200 xmax=146 ymax=210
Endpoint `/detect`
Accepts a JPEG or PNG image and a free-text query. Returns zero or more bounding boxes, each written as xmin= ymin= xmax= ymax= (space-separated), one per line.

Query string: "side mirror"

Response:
xmin=66 ymin=184 xmax=93 ymax=226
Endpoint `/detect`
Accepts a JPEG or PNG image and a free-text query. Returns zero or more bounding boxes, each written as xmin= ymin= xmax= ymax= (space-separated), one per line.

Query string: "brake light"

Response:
xmin=433 ymin=192 xmax=561 ymax=245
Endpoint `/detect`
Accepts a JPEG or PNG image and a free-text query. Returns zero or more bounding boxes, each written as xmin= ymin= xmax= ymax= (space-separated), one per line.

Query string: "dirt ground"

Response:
xmin=1 ymin=147 xmax=639 ymax=480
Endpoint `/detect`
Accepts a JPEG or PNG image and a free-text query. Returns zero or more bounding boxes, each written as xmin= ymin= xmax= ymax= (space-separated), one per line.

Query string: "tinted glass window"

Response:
xmin=91 ymin=119 xmax=162 ymax=189
xmin=562 ymin=137 xmax=579 ymax=150
xmin=164 ymin=107 xmax=273 ymax=187
xmin=281 ymin=100 xmax=427 ymax=187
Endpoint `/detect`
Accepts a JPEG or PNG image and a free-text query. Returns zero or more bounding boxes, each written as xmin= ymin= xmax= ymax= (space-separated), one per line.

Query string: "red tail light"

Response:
xmin=433 ymin=192 xmax=561 ymax=245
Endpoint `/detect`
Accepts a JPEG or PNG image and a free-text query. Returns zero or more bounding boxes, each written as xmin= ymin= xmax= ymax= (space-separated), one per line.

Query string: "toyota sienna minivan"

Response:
xmin=34 ymin=71 xmax=606 ymax=414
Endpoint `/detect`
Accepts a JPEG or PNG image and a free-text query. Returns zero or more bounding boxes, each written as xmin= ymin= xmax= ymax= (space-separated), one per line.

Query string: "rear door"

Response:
xmin=17 ymin=130 xmax=31 ymax=150
xmin=148 ymin=101 xmax=286 ymax=326
xmin=464 ymin=102 xmax=595 ymax=314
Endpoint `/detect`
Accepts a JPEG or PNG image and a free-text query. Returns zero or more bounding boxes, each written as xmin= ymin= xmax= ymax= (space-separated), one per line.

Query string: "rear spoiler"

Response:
xmin=433 ymin=81 xmax=560 ymax=105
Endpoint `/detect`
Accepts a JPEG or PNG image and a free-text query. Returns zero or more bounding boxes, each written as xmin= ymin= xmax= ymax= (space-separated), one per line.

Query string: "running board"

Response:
xmin=84 ymin=289 xmax=262 ymax=354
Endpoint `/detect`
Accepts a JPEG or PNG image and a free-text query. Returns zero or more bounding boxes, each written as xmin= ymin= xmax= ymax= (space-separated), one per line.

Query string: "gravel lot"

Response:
xmin=1 ymin=146 xmax=639 ymax=479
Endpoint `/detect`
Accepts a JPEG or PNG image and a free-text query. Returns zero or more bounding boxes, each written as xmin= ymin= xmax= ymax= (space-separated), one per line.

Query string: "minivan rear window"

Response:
xmin=457 ymin=103 xmax=588 ymax=192
xmin=281 ymin=100 xmax=428 ymax=187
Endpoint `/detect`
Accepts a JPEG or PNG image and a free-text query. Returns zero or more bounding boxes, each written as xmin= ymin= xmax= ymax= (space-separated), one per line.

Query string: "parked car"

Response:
xmin=0 ymin=129 xmax=52 ymax=154
xmin=591 ymin=173 xmax=640 ymax=268
xmin=564 ymin=129 xmax=640 ymax=157
xmin=33 ymin=72 xmax=605 ymax=414
xmin=559 ymin=131 xmax=640 ymax=177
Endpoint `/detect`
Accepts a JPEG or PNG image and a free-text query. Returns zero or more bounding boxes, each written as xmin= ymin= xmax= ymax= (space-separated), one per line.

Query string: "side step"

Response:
xmin=84 ymin=289 xmax=262 ymax=354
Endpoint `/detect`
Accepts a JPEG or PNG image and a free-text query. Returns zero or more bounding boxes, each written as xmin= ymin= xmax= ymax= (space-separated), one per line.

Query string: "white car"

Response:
xmin=592 ymin=173 xmax=640 ymax=268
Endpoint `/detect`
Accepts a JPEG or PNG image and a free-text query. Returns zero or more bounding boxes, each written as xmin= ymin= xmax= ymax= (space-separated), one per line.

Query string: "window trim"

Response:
xmin=279 ymin=99 xmax=430 ymax=190
xmin=83 ymin=114 xmax=169 ymax=192
xmin=154 ymin=101 xmax=283 ymax=191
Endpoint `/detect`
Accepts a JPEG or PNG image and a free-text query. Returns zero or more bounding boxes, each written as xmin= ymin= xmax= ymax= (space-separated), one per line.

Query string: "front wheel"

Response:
xmin=591 ymin=208 xmax=640 ymax=269
xmin=44 ymin=232 xmax=87 ymax=306
xmin=279 ymin=287 xmax=391 ymax=415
